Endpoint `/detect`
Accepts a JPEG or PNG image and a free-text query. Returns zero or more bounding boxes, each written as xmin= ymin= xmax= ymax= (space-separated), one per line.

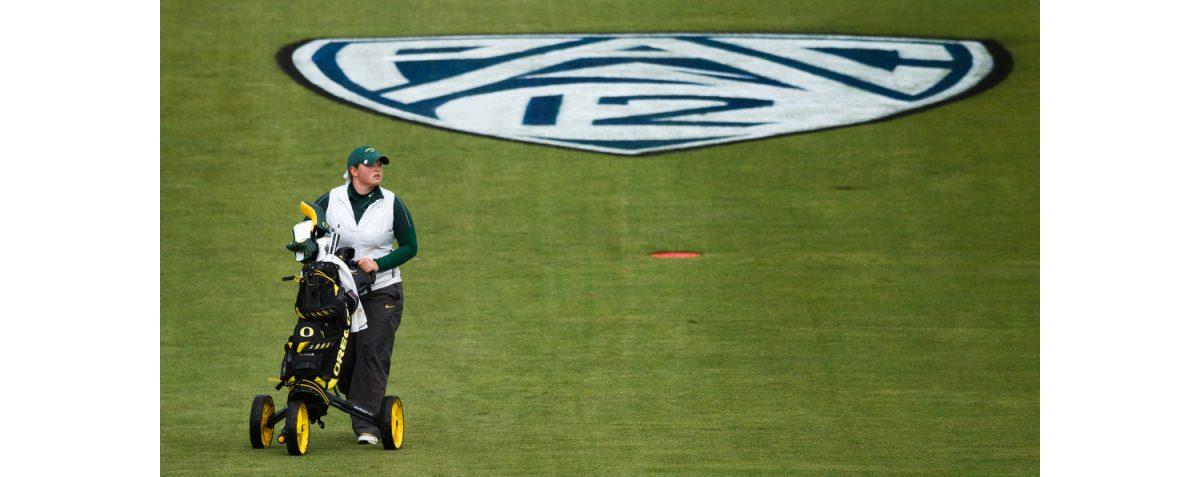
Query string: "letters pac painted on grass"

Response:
xmin=283 ymin=34 xmax=1006 ymax=155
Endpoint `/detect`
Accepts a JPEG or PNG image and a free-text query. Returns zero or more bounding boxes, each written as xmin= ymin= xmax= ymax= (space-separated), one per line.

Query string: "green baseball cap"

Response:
xmin=343 ymin=145 xmax=390 ymax=179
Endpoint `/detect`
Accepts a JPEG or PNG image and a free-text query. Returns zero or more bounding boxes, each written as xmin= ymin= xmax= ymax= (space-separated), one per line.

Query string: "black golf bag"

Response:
xmin=278 ymin=247 xmax=373 ymax=419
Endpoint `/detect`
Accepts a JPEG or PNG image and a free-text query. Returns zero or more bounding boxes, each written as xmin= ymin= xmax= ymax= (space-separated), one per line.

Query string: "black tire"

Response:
xmin=285 ymin=400 xmax=311 ymax=456
xmin=249 ymin=395 xmax=274 ymax=449
xmin=379 ymin=395 xmax=404 ymax=450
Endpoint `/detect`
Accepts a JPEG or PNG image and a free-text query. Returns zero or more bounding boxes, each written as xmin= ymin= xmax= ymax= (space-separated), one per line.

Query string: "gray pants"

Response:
xmin=341 ymin=281 xmax=403 ymax=436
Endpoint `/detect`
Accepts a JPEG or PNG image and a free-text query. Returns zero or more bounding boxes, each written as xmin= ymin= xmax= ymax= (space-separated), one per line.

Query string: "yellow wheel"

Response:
xmin=285 ymin=400 xmax=310 ymax=456
xmin=248 ymin=395 xmax=275 ymax=448
xmin=380 ymin=395 xmax=404 ymax=450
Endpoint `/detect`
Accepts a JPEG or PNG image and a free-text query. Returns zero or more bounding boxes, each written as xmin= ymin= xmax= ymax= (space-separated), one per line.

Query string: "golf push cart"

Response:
xmin=248 ymin=201 xmax=404 ymax=455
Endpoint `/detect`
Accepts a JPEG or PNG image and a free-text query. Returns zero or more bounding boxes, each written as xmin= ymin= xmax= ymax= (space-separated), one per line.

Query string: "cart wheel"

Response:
xmin=285 ymin=400 xmax=310 ymax=455
xmin=248 ymin=395 xmax=274 ymax=449
xmin=379 ymin=395 xmax=404 ymax=450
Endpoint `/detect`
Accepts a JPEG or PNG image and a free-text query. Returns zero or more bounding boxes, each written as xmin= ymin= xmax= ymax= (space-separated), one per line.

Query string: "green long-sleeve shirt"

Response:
xmin=313 ymin=186 xmax=418 ymax=271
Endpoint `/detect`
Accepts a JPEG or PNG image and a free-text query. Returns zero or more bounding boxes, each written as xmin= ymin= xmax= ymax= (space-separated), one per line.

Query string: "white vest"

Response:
xmin=325 ymin=184 xmax=402 ymax=291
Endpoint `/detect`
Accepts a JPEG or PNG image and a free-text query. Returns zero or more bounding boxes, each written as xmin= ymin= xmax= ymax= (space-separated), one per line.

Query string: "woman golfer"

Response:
xmin=305 ymin=145 xmax=418 ymax=445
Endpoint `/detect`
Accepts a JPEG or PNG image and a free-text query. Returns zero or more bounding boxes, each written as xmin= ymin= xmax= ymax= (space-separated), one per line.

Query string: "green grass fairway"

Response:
xmin=162 ymin=1 xmax=1038 ymax=474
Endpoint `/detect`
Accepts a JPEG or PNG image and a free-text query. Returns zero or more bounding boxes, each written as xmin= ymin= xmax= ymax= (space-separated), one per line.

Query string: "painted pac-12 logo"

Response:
xmin=281 ymin=34 xmax=1008 ymax=155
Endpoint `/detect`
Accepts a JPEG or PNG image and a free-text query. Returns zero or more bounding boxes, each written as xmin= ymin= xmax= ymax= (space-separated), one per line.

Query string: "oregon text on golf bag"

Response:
xmin=279 ymin=254 xmax=358 ymax=407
